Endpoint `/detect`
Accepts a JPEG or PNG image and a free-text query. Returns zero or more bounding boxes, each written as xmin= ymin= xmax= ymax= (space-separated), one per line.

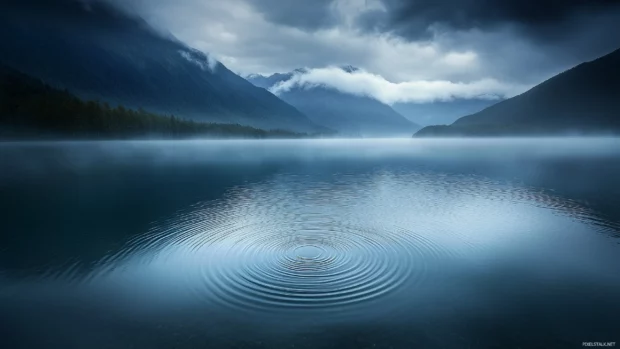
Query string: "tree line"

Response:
xmin=0 ymin=66 xmax=306 ymax=139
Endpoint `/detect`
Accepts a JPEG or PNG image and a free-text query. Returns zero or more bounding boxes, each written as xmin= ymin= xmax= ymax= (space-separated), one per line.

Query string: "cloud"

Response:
xmin=14 ymin=0 xmax=615 ymax=104
xmin=353 ymin=0 xmax=620 ymax=40
xmin=269 ymin=67 xmax=529 ymax=104
xmin=245 ymin=0 xmax=388 ymax=32
xmin=246 ymin=0 xmax=337 ymax=31
xmin=178 ymin=49 xmax=218 ymax=72
xmin=101 ymin=0 xmax=620 ymax=90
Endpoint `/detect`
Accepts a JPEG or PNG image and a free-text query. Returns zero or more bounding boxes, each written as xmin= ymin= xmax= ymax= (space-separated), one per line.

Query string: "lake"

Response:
xmin=1 ymin=138 xmax=619 ymax=349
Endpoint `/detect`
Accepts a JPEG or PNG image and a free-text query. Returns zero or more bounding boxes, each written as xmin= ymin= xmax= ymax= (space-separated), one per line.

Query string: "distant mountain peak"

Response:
xmin=293 ymin=68 xmax=309 ymax=74
xmin=339 ymin=65 xmax=360 ymax=73
xmin=247 ymin=66 xmax=363 ymax=89
xmin=245 ymin=66 xmax=420 ymax=137
xmin=290 ymin=65 xmax=361 ymax=74
xmin=246 ymin=73 xmax=266 ymax=79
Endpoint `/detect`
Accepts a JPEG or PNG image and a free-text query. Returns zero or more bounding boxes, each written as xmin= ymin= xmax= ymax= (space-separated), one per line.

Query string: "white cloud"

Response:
xmin=269 ymin=67 xmax=530 ymax=104
xmin=178 ymin=49 xmax=218 ymax=72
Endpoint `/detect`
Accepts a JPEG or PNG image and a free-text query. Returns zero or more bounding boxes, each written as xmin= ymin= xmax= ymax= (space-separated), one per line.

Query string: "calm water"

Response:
xmin=1 ymin=138 xmax=619 ymax=348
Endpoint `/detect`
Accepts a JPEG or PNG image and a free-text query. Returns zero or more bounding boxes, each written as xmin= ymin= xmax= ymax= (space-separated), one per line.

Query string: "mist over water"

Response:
xmin=1 ymin=138 xmax=620 ymax=348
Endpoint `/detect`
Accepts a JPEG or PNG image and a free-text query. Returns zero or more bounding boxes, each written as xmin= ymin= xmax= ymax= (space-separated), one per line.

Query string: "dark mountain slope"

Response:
xmin=392 ymin=98 xmax=499 ymax=126
xmin=415 ymin=48 xmax=620 ymax=137
xmin=0 ymin=0 xmax=322 ymax=133
xmin=0 ymin=65 xmax=306 ymax=139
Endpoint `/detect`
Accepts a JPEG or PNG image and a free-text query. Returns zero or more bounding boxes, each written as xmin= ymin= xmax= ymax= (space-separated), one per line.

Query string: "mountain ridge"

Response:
xmin=415 ymin=47 xmax=620 ymax=137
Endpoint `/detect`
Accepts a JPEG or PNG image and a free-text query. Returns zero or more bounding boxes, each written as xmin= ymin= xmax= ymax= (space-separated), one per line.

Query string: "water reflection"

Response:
xmin=1 ymin=138 xmax=620 ymax=348
xmin=72 ymin=166 xmax=617 ymax=322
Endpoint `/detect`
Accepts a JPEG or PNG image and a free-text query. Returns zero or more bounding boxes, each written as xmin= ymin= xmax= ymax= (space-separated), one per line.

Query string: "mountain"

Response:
xmin=0 ymin=65 xmax=309 ymax=139
xmin=0 ymin=0 xmax=323 ymax=133
xmin=247 ymin=70 xmax=304 ymax=89
xmin=415 ymin=48 xmax=620 ymax=137
xmin=247 ymin=68 xmax=420 ymax=137
xmin=392 ymin=99 xmax=500 ymax=126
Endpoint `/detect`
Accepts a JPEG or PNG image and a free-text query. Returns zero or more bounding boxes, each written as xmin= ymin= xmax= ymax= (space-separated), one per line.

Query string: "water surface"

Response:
xmin=1 ymin=138 xmax=619 ymax=348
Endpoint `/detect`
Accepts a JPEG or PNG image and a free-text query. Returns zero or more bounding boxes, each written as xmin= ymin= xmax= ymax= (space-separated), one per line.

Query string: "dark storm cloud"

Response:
xmin=231 ymin=0 xmax=620 ymax=72
xmin=241 ymin=0 xmax=620 ymax=40
xmin=357 ymin=0 xmax=620 ymax=40
xmin=248 ymin=0 xmax=337 ymax=31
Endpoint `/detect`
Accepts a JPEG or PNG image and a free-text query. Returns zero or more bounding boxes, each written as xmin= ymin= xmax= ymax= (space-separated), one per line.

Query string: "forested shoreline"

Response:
xmin=0 ymin=66 xmax=310 ymax=140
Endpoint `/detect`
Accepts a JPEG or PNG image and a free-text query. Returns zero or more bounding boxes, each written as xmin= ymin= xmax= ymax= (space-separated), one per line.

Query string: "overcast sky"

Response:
xmin=110 ymin=0 xmax=620 ymax=103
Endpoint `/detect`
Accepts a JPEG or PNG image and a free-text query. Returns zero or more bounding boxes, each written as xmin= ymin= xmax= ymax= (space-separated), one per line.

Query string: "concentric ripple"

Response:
xmin=90 ymin=169 xmax=600 ymax=316
xmin=96 ymin=180 xmax=466 ymax=315
xmin=194 ymin=222 xmax=435 ymax=312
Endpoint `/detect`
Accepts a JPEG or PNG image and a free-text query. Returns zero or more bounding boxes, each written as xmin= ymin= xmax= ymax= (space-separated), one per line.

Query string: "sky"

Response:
xmin=109 ymin=0 xmax=620 ymax=104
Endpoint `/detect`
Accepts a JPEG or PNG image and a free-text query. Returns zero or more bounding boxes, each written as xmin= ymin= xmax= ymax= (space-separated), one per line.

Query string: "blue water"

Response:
xmin=1 ymin=138 xmax=619 ymax=348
